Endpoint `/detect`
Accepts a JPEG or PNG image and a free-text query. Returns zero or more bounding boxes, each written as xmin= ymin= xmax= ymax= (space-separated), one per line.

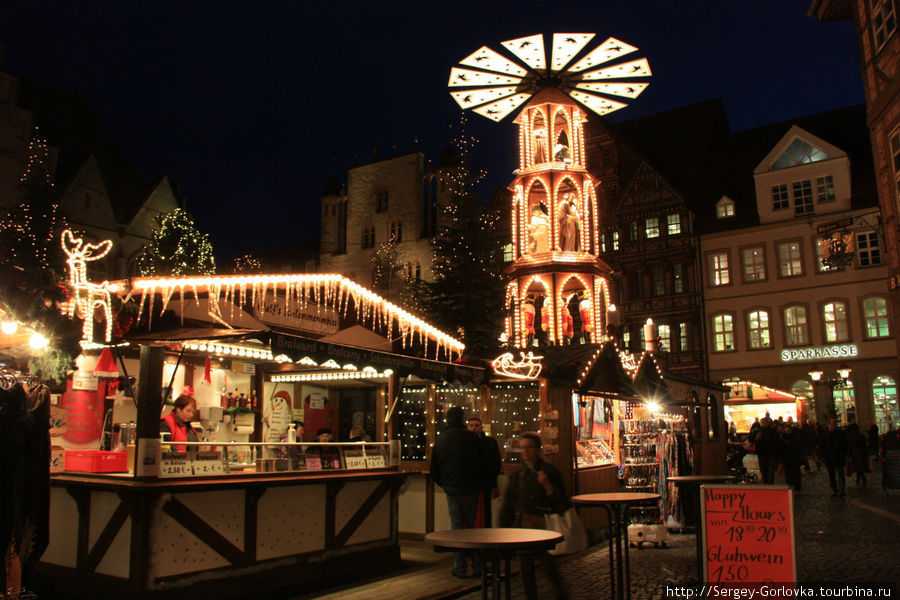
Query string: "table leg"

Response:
xmin=492 ymin=550 xmax=501 ymax=600
xmin=504 ymin=553 xmax=511 ymax=600
xmin=601 ymin=505 xmax=618 ymax=599
xmin=480 ymin=549 xmax=488 ymax=600
xmin=614 ymin=508 xmax=626 ymax=600
xmin=621 ymin=505 xmax=634 ymax=600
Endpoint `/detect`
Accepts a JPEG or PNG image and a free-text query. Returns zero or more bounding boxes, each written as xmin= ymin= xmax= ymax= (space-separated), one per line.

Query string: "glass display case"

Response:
xmin=574 ymin=395 xmax=616 ymax=468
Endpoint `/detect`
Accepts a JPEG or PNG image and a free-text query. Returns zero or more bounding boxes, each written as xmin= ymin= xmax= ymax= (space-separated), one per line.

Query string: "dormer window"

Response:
xmin=716 ymin=197 xmax=735 ymax=219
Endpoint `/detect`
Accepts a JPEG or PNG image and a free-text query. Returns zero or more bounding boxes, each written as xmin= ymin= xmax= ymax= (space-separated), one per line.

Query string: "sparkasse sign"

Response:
xmin=780 ymin=344 xmax=857 ymax=362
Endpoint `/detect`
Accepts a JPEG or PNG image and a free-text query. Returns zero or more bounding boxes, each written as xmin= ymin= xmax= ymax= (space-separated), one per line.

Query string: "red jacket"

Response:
xmin=161 ymin=411 xmax=196 ymax=452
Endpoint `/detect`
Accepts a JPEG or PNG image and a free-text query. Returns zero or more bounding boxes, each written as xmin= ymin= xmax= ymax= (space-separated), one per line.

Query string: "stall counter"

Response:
xmin=39 ymin=469 xmax=407 ymax=600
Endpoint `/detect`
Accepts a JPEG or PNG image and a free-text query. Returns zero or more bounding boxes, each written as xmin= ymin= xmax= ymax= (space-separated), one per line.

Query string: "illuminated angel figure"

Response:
xmin=558 ymin=194 xmax=580 ymax=251
xmin=534 ymin=127 xmax=548 ymax=163
xmin=529 ymin=205 xmax=550 ymax=253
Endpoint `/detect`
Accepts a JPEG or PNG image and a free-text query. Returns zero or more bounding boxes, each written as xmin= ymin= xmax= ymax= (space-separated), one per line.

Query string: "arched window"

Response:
xmin=784 ymin=305 xmax=809 ymax=346
xmin=863 ymin=297 xmax=890 ymax=338
xmin=712 ymin=313 xmax=735 ymax=351
xmin=823 ymin=301 xmax=849 ymax=342
xmin=707 ymin=393 xmax=720 ymax=440
xmin=747 ymin=310 xmax=771 ymax=349
xmin=872 ymin=375 xmax=898 ymax=433
xmin=833 ymin=380 xmax=855 ymax=427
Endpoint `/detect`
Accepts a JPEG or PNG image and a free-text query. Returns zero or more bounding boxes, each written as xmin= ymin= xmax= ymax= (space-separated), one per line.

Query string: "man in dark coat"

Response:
xmin=468 ymin=416 xmax=502 ymax=527
xmin=820 ymin=418 xmax=849 ymax=496
xmin=755 ymin=418 xmax=781 ymax=484
xmin=431 ymin=406 xmax=483 ymax=578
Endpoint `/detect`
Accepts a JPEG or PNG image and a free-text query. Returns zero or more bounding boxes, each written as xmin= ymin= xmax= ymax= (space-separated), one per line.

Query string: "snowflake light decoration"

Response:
xmin=449 ymin=33 xmax=651 ymax=122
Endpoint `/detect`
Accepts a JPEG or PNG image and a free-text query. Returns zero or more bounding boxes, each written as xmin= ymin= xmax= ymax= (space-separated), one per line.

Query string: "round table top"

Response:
xmin=570 ymin=492 xmax=661 ymax=505
xmin=667 ymin=475 xmax=736 ymax=483
xmin=425 ymin=528 xmax=563 ymax=551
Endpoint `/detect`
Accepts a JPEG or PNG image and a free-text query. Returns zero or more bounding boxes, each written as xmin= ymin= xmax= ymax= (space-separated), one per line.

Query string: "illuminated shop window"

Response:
xmin=784 ymin=305 xmax=809 ymax=346
xmin=872 ymin=375 xmax=898 ymax=433
xmin=742 ymin=247 xmax=766 ymax=281
xmin=709 ymin=252 xmax=730 ymax=286
xmin=823 ymin=301 xmax=849 ymax=342
xmin=778 ymin=241 xmax=803 ymax=277
xmin=857 ymin=232 xmax=881 ymax=266
xmin=863 ymin=297 xmax=890 ymax=338
xmin=712 ymin=313 xmax=734 ymax=352
xmin=747 ymin=310 xmax=771 ymax=349
xmin=791 ymin=380 xmax=815 ymax=420
xmin=833 ymin=380 xmax=855 ymax=427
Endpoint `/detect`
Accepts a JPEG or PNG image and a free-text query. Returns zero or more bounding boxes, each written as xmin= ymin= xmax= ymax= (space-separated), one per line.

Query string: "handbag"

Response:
xmin=544 ymin=508 xmax=589 ymax=555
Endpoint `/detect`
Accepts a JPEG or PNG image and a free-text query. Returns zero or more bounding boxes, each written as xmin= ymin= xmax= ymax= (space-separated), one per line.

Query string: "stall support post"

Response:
xmin=135 ymin=345 xmax=164 ymax=479
xmin=254 ymin=363 xmax=266 ymax=442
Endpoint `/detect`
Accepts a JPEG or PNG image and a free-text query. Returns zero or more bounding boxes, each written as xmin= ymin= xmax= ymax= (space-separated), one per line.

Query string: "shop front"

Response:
xmin=38 ymin=266 xmax=483 ymax=599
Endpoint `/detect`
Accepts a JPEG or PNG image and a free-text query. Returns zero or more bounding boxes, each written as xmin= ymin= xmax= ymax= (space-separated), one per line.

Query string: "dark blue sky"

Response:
xmin=0 ymin=1 xmax=863 ymax=261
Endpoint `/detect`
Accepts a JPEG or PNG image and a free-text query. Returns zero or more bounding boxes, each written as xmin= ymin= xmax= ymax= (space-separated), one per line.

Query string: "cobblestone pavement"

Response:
xmin=454 ymin=467 xmax=899 ymax=600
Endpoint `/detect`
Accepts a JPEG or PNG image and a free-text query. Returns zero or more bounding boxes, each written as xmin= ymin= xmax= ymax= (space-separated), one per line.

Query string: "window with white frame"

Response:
xmin=771 ymin=184 xmax=789 ymax=211
xmin=863 ymin=297 xmax=890 ymax=338
xmin=600 ymin=233 xmax=606 ymax=253
xmin=747 ymin=310 xmax=772 ymax=349
xmin=667 ymin=213 xmax=682 ymax=235
xmin=778 ymin=241 xmax=803 ymax=276
xmin=502 ymin=243 xmax=514 ymax=263
xmin=816 ymin=175 xmax=835 ymax=203
xmin=611 ymin=230 xmax=620 ymax=251
xmin=823 ymin=301 xmax=849 ymax=342
xmin=742 ymin=247 xmax=766 ymax=281
xmin=713 ymin=314 xmax=735 ymax=351
xmin=784 ymin=305 xmax=809 ymax=346
xmin=658 ymin=324 xmax=671 ymax=352
xmin=717 ymin=197 xmax=735 ymax=218
xmin=792 ymin=180 xmax=814 ymax=215
xmin=857 ymin=232 xmax=881 ymax=266
xmin=709 ymin=252 xmax=730 ymax=286
xmin=872 ymin=0 xmax=897 ymax=50
xmin=645 ymin=217 xmax=660 ymax=238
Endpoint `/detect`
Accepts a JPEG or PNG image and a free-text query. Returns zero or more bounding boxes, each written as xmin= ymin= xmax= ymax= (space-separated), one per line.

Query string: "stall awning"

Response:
xmin=534 ymin=342 xmax=639 ymax=398
xmin=123 ymin=327 xmax=264 ymax=345
xmin=269 ymin=331 xmax=488 ymax=385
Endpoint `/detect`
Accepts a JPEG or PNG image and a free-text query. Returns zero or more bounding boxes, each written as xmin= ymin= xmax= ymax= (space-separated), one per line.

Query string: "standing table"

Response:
xmin=425 ymin=528 xmax=563 ymax=600
xmin=667 ymin=474 xmax=736 ymax=581
xmin=570 ymin=492 xmax=660 ymax=600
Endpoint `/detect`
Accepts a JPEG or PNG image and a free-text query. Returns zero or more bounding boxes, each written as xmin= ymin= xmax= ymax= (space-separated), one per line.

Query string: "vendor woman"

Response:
xmin=161 ymin=391 xmax=199 ymax=451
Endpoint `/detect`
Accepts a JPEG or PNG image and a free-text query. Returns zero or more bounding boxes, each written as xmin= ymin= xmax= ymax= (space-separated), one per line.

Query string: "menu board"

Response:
xmin=701 ymin=484 xmax=795 ymax=584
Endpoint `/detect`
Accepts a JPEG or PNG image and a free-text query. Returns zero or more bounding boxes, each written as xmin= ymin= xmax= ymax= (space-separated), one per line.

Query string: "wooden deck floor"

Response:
xmin=287 ymin=540 xmax=484 ymax=600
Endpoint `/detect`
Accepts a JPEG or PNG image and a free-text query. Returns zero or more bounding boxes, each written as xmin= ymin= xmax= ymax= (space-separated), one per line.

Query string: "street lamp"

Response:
xmin=808 ymin=362 xmax=852 ymax=422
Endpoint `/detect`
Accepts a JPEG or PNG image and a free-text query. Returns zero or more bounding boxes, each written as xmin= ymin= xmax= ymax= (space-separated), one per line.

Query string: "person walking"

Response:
xmin=499 ymin=432 xmax=568 ymax=600
xmin=467 ymin=416 xmax=501 ymax=527
xmin=755 ymin=418 xmax=781 ymax=484
xmin=820 ymin=418 xmax=849 ymax=497
xmin=846 ymin=423 xmax=869 ymax=487
xmin=781 ymin=422 xmax=805 ymax=491
xmin=430 ymin=406 xmax=483 ymax=578
xmin=866 ymin=421 xmax=880 ymax=457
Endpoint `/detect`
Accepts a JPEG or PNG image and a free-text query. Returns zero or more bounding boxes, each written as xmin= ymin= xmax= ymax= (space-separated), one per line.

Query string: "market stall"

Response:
xmin=721 ymin=379 xmax=806 ymax=432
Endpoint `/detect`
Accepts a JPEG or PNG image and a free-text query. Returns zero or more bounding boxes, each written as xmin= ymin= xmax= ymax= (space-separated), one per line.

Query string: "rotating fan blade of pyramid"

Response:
xmin=448 ymin=33 xmax=651 ymax=121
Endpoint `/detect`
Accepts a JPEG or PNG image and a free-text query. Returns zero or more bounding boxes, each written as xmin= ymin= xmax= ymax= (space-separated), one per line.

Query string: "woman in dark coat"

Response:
xmin=500 ymin=432 xmax=568 ymax=600
xmin=846 ymin=423 xmax=869 ymax=487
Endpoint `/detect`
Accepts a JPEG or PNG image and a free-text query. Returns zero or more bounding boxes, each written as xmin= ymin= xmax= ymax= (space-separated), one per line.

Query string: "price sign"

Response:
xmin=49 ymin=405 xmax=68 ymax=437
xmin=343 ymin=451 xmax=366 ymax=470
xmin=160 ymin=452 xmax=192 ymax=478
xmin=192 ymin=451 xmax=226 ymax=476
xmin=365 ymin=453 xmax=386 ymax=469
xmin=702 ymin=484 xmax=795 ymax=584
xmin=305 ymin=455 xmax=322 ymax=470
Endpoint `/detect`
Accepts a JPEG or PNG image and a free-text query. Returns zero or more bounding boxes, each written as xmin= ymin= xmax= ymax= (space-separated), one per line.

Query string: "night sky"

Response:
xmin=0 ymin=1 xmax=864 ymax=262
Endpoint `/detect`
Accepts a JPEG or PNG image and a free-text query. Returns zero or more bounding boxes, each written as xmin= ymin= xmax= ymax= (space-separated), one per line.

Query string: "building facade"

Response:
xmin=702 ymin=111 xmax=898 ymax=431
xmin=810 ymin=0 xmax=900 ymax=358
xmin=319 ymin=150 xmax=447 ymax=287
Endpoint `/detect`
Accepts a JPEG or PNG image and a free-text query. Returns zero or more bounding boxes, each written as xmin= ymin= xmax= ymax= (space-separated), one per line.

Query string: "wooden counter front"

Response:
xmin=39 ymin=470 xmax=408 ymax=600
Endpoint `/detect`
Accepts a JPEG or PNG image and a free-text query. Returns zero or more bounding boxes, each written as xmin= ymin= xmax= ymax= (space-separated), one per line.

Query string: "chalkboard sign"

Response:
xmin=701 ymin=484 xmax=795 ymax=584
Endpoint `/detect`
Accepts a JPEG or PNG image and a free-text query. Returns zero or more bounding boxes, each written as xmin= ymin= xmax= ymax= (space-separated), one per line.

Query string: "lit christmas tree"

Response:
xmin=418 ymin=113 xmax=506 ymax=356
xmin=233 ymin=253 xmax=262 ymax=274
xmin=138 ymin=208 xmax=216 ymax=276
xmin=0 ymin=125 xmax=78 ymax=381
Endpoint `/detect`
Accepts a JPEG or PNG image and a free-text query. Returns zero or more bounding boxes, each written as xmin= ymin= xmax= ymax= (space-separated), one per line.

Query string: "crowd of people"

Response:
xmin=733 ymin=414 xmax=896 ymax=496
